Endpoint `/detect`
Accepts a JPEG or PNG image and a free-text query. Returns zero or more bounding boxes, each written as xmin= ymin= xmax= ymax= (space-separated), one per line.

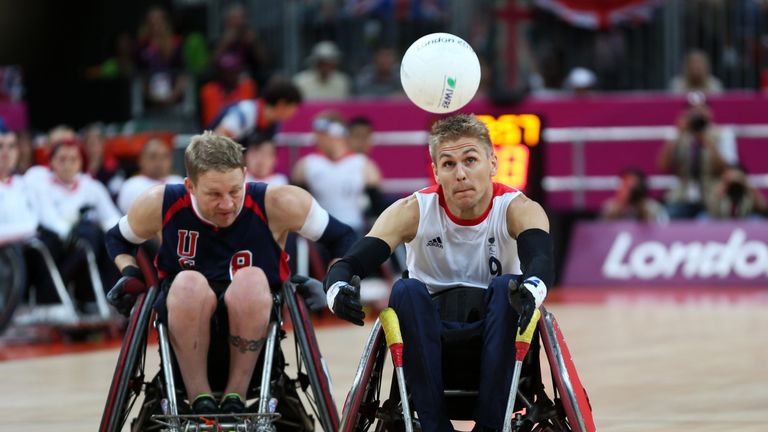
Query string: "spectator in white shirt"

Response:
xmin=293 ymin=41 xmax=351 ymax=100
xmin=117 ymin=138 xmax=183 ymax=213
xmin=0 ymin=128 xmax=38 ymax=244
xmin=25 ymin=139 xmax=121 ymax=303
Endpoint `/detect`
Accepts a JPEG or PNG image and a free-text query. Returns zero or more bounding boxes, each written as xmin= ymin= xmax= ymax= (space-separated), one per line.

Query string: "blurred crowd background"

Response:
xmin=1 ymin=0 xmax=767 ymax=131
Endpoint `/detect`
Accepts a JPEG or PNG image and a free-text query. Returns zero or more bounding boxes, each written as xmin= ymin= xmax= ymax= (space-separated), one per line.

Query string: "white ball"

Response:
xmin=400 ymin=32 xmax=481 ymax=114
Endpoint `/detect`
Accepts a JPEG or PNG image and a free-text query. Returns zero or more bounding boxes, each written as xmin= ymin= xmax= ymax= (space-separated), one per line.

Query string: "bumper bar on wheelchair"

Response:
xmin=151 ymin=412 xmax=281 ymax=431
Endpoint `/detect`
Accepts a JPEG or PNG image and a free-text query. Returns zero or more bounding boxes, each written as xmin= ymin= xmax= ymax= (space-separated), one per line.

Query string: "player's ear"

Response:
xmin=184 ymin=177 xmax=195 ymax=194
xmin=490 ymin=152 xmax=498 ymax=177
xmin=431 ymin=162 xmax=438 ymax=182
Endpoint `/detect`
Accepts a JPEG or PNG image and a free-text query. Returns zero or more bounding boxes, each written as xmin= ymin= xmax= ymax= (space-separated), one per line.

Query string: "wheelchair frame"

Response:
xmin=0 ymin=244 xmax=27 ymax=333
xmin=339 ymin=306 xmax=595 ymax=432
xmin=8 ymin=236 xmax=118 ymax=328
xmin=99 ymin=277 xmax=340 ymax=432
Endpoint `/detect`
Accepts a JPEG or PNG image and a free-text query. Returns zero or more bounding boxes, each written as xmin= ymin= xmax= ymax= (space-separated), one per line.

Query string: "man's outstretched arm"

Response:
xmin=506 ymin=194 xmax=554 ymax=329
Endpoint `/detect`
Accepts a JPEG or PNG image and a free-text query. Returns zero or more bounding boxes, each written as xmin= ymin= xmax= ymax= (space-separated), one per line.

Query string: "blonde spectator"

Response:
xmin=669 ymin=50 xmax=723 ymax=94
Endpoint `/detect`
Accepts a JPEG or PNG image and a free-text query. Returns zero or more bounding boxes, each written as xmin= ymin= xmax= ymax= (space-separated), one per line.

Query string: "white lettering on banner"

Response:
xmin=602 ymin=229 xmax=768 ymax=280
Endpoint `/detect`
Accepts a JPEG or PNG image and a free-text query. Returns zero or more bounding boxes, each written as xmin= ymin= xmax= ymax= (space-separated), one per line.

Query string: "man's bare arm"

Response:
xmin=113 ymin=185 xmax=165 ymax=271
xmin=366 ymin=194 xmax=420 ymax=251
xmin=506 ymin=194 xmax=550 ymax=239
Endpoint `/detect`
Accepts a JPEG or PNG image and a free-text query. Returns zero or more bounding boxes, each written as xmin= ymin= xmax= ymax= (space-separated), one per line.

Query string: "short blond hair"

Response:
xmin=184 ymin=131 xmax=244 ymax=182
xmin=427 ymin=114 xmax=493 ymax=163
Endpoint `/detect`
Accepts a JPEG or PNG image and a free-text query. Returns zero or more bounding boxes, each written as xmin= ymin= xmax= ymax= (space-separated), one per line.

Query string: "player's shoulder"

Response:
xmin=387 ymin=194 xmax=420 ymax=219
xmin=506 ymin=191 xmax=538 ymax=208
xmin=265 ymin=183 xmax=306 ymax=209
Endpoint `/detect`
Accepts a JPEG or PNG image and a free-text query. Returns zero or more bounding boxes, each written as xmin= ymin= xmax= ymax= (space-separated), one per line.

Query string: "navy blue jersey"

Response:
xmin=156 ymin=182 xmax=289 ymax=288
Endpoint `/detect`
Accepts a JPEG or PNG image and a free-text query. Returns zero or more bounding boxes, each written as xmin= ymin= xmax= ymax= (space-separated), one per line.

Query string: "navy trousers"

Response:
xmin=388 ymin=275 xmax=519 ymax=432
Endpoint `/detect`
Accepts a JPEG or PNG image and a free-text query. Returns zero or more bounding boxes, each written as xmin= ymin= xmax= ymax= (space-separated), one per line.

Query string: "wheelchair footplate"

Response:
xmin=151 ymin=412 xmax=281 ymax=431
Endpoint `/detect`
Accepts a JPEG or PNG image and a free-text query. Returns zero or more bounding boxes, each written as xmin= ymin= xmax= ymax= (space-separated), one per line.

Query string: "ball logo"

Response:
xmin=441 ymin=76 xmax=456 ymax=109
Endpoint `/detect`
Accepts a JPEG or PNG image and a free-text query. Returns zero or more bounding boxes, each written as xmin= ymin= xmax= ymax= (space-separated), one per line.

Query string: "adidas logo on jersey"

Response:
xmin=426 ymin=236 xmax=443 ymax=249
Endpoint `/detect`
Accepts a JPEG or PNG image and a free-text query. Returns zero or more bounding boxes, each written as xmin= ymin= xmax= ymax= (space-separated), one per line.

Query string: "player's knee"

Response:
xmin=489 ymin=274 xmax=518 ymax=292
xmin=167 ymin=271 xmax=215 ymax=307
xmin=226 ymin=267 xmax=271 ymax=309
xmin=389 ymin=278 xmax=430 ymax=308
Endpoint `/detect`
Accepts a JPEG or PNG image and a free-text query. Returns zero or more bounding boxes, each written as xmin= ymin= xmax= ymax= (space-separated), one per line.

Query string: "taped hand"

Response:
xmin=326 ymin=275 xmax=365 ymax=326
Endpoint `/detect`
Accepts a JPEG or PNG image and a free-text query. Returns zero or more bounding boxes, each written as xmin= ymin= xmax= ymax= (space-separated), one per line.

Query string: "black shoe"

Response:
xmin=191 ymin=394 xmax=219 ymax=416
xmin=219 ymin=393 xmax=245 ymax=415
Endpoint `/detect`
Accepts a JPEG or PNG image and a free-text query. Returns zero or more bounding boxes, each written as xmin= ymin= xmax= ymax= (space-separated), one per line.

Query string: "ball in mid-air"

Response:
xmin=400 ymin=32 xmax=481 ymax=114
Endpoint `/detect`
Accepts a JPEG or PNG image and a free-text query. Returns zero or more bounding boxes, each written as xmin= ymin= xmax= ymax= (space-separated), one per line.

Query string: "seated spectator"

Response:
xmin=244 ymin=138 xmax=287 ymax=185
xmin=117 ymin=138 xmax=183 ymax=213
xmin=25 ymin=139 xmax=121 ymax=304
xmin=293 ymin=41 xmax=351 ymax=100
xmin=83 ymin=124 xmax=124 ymax=195
xmin=354 ymin=46 xmax=402 ymax=97
xmin=657 ymin=93 xmax=730 ymax=218
xmin=199 ymin=53 xmax=257 ymax=128
xmin=0 ymin=127 xmax=38 ymax=244
xmin=136 ymin=6 xmax=189 ymax=110
xmin=26 ymin=125 xmax=78 ymax=180
xmin=14 ymin=130 xmax=35 ymax=175
xmin=669 ymin=50 xmax=723 ymax=94
xmin=601 ymin=167 xmax=668 ymax=223
xmin=706 ymin=164 xmax=767 ymax=219
xmin=212 ymin=3 xmax=271 ymax=88
xmin=211 ymin=77 xmax=302 ymax=144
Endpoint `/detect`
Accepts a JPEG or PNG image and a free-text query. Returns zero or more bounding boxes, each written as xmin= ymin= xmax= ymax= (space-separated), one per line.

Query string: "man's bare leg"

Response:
xmin=167 ymin=270 xmax=217 ymax=400
xmin=223 ymin=267 xmax=272 ymax=399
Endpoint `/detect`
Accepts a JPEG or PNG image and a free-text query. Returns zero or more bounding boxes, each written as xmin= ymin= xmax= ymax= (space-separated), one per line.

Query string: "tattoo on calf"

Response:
xmin=229 ymin=335 xmax=266 ymax=354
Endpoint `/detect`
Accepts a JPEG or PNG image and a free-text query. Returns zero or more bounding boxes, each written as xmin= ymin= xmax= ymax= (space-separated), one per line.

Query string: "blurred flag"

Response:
xmin=534 ymin=0 xmax=663 ymax=29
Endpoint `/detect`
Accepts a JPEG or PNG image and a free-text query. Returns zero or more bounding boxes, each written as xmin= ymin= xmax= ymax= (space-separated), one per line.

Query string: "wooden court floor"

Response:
xmin=1 ymin=301 xmax=766 ymax=431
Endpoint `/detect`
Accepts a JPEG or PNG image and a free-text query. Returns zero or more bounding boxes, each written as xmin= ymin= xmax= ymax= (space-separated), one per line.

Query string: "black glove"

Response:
xmin=107 ymin=265 xmax=147 ymax=316
xmin=508 ymin=279 xmax=537 ymax=331
xmin=327 ymin=275 xmax=365 ymax=326
xmin=292 ymin=275 xmax=327 ymax=312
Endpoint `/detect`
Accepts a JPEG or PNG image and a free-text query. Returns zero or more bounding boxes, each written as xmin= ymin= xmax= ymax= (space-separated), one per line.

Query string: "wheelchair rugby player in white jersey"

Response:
xmin=324 ymin=114 xmax=557 ymax=432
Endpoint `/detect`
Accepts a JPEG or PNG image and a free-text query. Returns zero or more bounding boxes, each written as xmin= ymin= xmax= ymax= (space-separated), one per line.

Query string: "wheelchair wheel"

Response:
xmin=284 ymin=280 xmax=340 ymax=431
xmin=0 ymin=245 xmax=25 ymax=334
xmin=339 ymin=320 xmax=414 ymax=432
xmin=538 ymin=307 xmax=595 ymax=432
xmin=99 ymin=286 xmax=159 ymax=432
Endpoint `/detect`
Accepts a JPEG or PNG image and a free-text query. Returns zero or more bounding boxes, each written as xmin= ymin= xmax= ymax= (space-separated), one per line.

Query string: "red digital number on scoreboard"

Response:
xmin=476 ymin=114 xmax=541 ymax=191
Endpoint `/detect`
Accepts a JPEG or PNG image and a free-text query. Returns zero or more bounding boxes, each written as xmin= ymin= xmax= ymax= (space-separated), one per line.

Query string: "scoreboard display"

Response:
xmin=476 ymin=114 xmax=543 ymax=196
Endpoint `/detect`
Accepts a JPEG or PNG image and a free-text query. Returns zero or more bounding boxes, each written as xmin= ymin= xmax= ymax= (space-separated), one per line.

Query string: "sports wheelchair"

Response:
xmin=339 ymin=287 xmax=595 ymax=432
xmin=1 ymin=234 xmax=118 ymax=335
xmin=99 ymin=274 xmax=339 ymax=432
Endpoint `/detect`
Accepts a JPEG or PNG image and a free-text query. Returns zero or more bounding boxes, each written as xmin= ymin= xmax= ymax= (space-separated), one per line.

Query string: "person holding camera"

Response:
xmin=706 ymin=164 xmax=767 ymax=219
xmin=601 ymin=167 xmax=668 ymax=223
xmin=657 ymin=92 xmax=734 ymax=219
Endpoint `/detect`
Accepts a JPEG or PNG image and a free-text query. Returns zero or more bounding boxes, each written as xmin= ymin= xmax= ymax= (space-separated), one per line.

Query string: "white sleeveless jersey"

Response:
xmin=406 ymin=183 xmax=522 ymax=294
xmin=302 ymin=153 xmax=368 ymax=232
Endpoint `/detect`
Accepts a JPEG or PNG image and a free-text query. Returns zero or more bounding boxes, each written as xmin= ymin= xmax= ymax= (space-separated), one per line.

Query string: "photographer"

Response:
xmin=657 ymin=92 xmax=733 ymax=218
xmin=601 ymin=167 xmax=668 ymax=223
xmin=706 ymin=164 xmax=767 ymax=219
